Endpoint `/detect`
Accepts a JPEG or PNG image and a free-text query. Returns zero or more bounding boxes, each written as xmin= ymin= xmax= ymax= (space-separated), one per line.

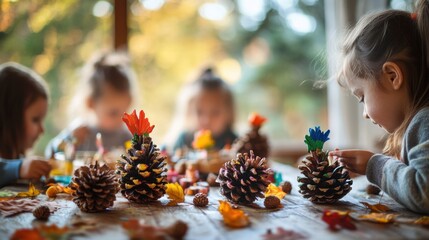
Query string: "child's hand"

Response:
xmin=329 ymin=149 xmax=374 ymax=175
xmin=72 ymin=126 xmax=89 ymax=146
xmin=20 ymin=157 xmax=52 ymax=180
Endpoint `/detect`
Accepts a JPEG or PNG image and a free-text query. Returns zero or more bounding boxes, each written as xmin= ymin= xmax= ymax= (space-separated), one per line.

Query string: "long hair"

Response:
xmin=0 ymin=62 xmax=49 ymax=159
xmin=338 ymin=0 xmax=429 ymax=158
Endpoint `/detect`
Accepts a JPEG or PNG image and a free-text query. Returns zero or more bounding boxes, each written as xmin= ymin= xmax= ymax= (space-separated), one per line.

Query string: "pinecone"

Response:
xmin=233 ymin=126 xmax=269 ymax=159
xmin=193 ymin=193 xmax=209 ymax=207
xmin=216 ymin=151 xmax=272 ymax=204
xmin=264 ymin=196 xmax=281 ymax=209
xmin=116 ymin=135 xmax=168 ymax=203
xmin=71 ymin=161 xmax=119 ymax=212
xmin=33 ymin=205 xmax=50 ymax=220
xmin=297 ymin=151 xmax=353 ymax=204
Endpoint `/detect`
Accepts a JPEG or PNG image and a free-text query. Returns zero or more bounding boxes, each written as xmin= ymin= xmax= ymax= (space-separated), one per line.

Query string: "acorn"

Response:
xmin=264 ymin=196 xmax=281 ymax=209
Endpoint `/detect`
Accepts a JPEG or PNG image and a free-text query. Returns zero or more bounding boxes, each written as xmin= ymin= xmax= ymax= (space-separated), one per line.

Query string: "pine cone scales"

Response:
xmin=217 ymin=151 xmax=272 ymax=204
xmin=71 ymin=162 xmax=119 ymax=212
xmin=234 ymin=126 xmax=269 ymax=159
xmin=116 ymin=136 xmax=168 ymax=203
xmin=297 ymin=150 xmax=353 ymax=204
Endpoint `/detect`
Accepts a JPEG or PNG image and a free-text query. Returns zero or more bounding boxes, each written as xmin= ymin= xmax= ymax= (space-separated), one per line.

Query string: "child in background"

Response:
xmin=330 ymin=0 xmax=429 ymax=214
xmin=0 ymin=63 xmax=52 ymax=187
xmin=170 ymin=68 xmax=237 ymax=151
xmin=46 ymin=51 xmax=137 ymax=157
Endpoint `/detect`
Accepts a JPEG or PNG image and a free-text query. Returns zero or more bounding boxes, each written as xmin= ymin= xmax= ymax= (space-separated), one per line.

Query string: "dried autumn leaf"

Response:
xmin=414 ymin=216 xmax=429 ymax=226
xmin=262 ymin=227 xmax=306 ymax=240
xmin=122 ymin=219 xmax=188 ymax=240
xmin=359 ymin=213 xmax=396 ymax=223
xmin=16 ymin=183 xmax=40 ymax=198
xmin=192 ymin=130 xmax=215 ymax=150
xmin=322 ymin=210 xmax=356 ymax=231
xmin=38 ymin=224 xmax=70 ymax=238
xmin=218 ymin=200 xmax=250 ymax=228
xmin=10 ymin=229 xmax=43 ymax=240
xmin=361 ymin=202 xmax=390 ymax=213
xmin=264 ymin=183 xmax=286 ymax=199
xmin=165 ymin=183 xmax=185 ymax=206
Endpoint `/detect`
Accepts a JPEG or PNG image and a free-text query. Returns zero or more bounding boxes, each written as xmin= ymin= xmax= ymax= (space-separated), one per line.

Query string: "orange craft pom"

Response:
xmin=122 ymin=110 xmax=155 ymax=136
xmin=411 ymin=12 xmax=417 ymax=20
xmin=248 ymin=112 xmax=267 ymax=127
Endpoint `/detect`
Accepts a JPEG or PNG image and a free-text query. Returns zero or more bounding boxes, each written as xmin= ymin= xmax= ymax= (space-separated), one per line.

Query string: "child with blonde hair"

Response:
xmin=330 ymin=0 xmax=429 ymax=213
xmin=46 ymin=51 xmax=137 ymax=156
xmin=0 ymin=62 xmax=52 ymax=187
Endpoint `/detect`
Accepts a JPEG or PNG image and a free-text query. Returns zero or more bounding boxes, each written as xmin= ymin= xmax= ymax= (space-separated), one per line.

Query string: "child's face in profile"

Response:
xmin=90 ymin=85 xmax=131 ymax=131
xmin=191 ymin=89 xmax=231 ymax=136
xmin=24 ymin=97 xmax=48 ymax=150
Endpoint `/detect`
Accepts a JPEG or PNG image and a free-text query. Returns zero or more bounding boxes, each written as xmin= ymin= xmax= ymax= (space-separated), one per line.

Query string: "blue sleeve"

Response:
xmin=0 ymin=158 xmax=22 ymax=188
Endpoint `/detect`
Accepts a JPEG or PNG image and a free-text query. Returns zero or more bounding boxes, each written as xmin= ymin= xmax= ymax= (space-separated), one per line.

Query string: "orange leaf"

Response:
xmin=165 ymin=183 xmax=185 ymax=205
xmin=38 ymin=224 xmax=70 ymax=235
xmin=264 ymin=183 xmax=286 ymax=199
xmin=122 ymin=110 xmax=155 ymax=136
xmin=218 ymin=200 xmax=250 ymax=228
xmin=358 ymin=213 xmax=396 ymax=223
xmin=249 ymin=113 xmax=267 ymax=127
xmin=360 ymin=202 xmax=390 ymax=213
xmin=414 ymin=216 xmax=429 ymax=226
xmin=192 ymin=130 xmax=215 ymax=150
xmin=16 ymin=183 xmax=40 ymax=198
xmin=10 ymin=229 xmax=43 ymax=240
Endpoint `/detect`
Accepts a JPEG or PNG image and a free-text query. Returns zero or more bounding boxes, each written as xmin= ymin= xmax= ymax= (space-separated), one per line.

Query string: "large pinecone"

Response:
xmin=233 ymin=126 xmax=269 ymax=159
xmin=116 ymin=135 xmax=167 ymax=203
xmin=71 ymin=161 xmax=119 ymax=212
xmin=297 ymin=150 xmax=353 ymax=204
xmin=216 ymin=151 xmax=272 ymax=204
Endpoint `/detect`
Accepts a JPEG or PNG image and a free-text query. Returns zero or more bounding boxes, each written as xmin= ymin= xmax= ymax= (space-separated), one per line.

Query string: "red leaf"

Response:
xmin=322 ymin=210 xmax=356 ymax=231
xmin=249 ymin=113 xmax=267 ymax=127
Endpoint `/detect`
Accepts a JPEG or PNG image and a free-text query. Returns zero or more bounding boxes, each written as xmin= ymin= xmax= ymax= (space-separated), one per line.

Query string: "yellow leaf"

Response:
xmin=16 ymin=183 xmax=40 ymax=198
xmin=192 ymin=130 xmax=215 ymax=150
xmin=218 ymin=200 xmax=250 ymax=228
xmin=360 ymin=202 xmax=390 ymax=213
xmin=165 ymin=183 xmax=184 ymax=205
xmin=359 ymin=213 xmax=396 ymax=223
xmin=414 ymin=216 xmax=429 ymax=226
xmin=264 ymin=183 xmax=286 ymax=199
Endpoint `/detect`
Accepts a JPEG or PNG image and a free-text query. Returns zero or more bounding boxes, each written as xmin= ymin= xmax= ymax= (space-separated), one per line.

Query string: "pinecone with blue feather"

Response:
xmin=298 ymin=127 xmax=353 ymax=204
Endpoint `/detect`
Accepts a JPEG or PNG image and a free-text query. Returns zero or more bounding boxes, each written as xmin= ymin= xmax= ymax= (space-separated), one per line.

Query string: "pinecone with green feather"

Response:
xmin=298 ymin=127 xmax=352 ymax=204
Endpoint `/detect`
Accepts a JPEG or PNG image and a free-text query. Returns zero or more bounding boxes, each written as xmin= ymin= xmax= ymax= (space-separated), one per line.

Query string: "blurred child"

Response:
xmin=46 ymin=51 xmax=137 ymax=156
xmin=170 ymin=67 xmax=237 ymax=151
xmin=0 ymin=62 xmax=52 ymax=187
xmin=330 ymin=0 xmax=429 ymax=214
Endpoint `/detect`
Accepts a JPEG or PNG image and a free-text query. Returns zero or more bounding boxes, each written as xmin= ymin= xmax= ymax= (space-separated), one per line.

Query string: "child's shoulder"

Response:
xmin=406 ymin=107 xmax=429 ymax=142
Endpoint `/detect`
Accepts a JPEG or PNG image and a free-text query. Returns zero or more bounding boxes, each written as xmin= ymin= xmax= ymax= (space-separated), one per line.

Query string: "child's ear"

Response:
xmin=382 ymin=62 xmax=404 ymax=90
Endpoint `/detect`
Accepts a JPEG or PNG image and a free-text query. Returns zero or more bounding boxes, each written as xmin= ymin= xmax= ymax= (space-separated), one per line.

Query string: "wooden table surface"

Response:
xmin=1 ymin=162 xmax=429 ymax=240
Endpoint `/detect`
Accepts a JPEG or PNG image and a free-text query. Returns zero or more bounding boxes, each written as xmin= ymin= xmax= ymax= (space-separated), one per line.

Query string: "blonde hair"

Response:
xmin=68 ymin=51 xmax=138 ymax=122
xmin=338 ymin=0 xmax=429 ymax=158
xmin=165 ymin=67 xmax=235 ymax=148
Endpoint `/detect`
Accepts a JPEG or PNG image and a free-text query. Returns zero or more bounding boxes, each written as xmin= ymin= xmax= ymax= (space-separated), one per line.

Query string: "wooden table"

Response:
xmin=1 ymin=162 xmax=429 ymax=240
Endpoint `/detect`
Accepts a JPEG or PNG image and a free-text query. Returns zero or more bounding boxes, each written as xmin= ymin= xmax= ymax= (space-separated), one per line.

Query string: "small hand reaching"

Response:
xmin=20 ymin=157 xmax=52 ymax=181
xmin=329 ymin=149 xmax=374 ymax=175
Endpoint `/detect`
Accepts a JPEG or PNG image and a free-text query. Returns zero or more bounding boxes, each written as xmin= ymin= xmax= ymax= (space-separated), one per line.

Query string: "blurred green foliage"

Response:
xmin=0 ymin=0 xmax=328 ymax=155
